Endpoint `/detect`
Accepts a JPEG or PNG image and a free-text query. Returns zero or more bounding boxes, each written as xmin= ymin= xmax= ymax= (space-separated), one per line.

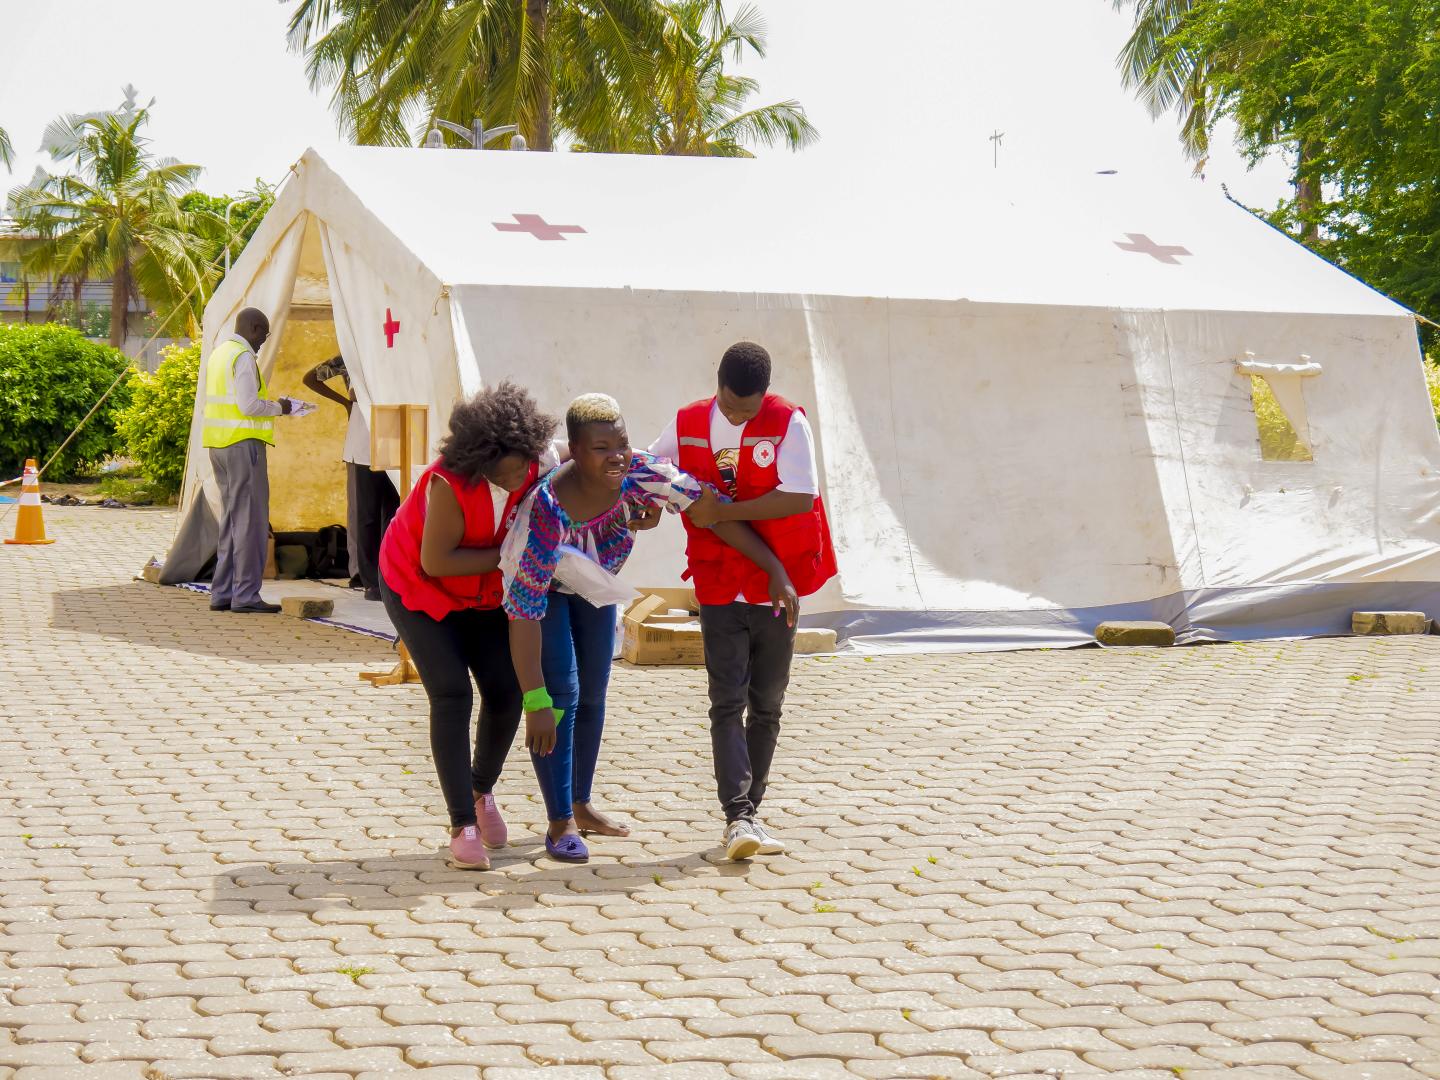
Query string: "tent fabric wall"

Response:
xmin=164 ymin=145 xmax=1440 ymax=652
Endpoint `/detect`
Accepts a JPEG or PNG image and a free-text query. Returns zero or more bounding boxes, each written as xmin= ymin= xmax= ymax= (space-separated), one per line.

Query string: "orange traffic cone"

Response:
xmin=5 ymin=459 xmax=55 ymax=545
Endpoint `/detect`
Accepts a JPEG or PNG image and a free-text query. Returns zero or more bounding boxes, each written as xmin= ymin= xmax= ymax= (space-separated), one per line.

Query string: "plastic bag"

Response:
xmin=553 ymin=544 xmax=640 ymax=609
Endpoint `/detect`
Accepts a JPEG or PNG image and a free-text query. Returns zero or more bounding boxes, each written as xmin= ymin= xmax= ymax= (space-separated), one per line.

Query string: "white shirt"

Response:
xmin=647 ymin=403 xmax=818 ymax=498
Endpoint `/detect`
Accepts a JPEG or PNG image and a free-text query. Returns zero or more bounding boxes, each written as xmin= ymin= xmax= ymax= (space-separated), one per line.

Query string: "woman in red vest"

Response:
xmin=378 ymin=381 xmax=558 ymax=871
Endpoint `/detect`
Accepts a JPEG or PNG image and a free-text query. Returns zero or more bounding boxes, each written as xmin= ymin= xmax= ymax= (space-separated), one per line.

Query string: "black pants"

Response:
xmin=380 ymin=576 xmax=522 ymax=828
xmin=700 ymin=602 xmax=797 ymax=823
xmin=351 ymin=463 xmax=400 ymax=591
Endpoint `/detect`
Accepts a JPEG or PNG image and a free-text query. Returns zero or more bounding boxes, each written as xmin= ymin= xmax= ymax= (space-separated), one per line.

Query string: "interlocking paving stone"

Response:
xmin=4 ymin=506 xmax=1440 ymax=1078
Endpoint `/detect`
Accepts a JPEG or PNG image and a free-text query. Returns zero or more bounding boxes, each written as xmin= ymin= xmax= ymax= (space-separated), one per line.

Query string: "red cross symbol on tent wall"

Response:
xmin=493 ymin=213 xmax=586 ymax=241
xmin=1114 ymin=233 xmax=1192 ymax=265
xmin=383 ymin=308 xmax=400 ymax=348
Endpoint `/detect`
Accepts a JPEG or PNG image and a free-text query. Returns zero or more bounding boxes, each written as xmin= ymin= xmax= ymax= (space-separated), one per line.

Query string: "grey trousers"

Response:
xmin=700 ymin=602 xmax=798 ymax=823
xmin=345 ymin=463 xmax=360 ymax=580
xmin=209 ymin=440 xmax=270 ymax=608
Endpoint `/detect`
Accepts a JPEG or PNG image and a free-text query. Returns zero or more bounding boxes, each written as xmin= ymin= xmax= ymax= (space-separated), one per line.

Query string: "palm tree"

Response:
xmin=7 ymin=105 xmax=220 ymax=347
xmin=285 ymin=0 xmax=665 ymax=152
xmin=592 ymin=1 xmax=815 ymax=156
xmin=0 ymin=126 xmax=13 ymax=172
xmin=1111 ymin=0 xmax=1319 ymax=239
xmin=1111 ymin=1 xmax=1209 ymax=169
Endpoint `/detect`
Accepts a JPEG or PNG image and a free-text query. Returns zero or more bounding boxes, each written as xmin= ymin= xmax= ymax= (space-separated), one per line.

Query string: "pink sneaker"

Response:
xmin=448 ymin=825 xmax=490 ymax=870
xmin=475 ymin=792 xmax=508 ymax=849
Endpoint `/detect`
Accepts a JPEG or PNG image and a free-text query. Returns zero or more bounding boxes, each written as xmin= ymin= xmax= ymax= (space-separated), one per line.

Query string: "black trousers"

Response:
xmin=380 ymin=576 xmax=522 ymax=827
xmin=699 ymin=602 xmax=797 ymax=823
xmin=350 ymin=463 xmax=399 ymax=591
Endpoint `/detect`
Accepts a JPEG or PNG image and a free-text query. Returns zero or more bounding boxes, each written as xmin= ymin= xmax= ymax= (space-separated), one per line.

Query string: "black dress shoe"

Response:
xmin=364 ymin=587 xmax=382 ymax=601
xmin=231 ymin=601 xmax=282 ymax=614
xmin=209 ymin=602 xmax=230 ymax=612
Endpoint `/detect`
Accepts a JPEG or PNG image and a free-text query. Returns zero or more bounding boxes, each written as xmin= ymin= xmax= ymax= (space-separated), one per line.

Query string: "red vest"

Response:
xmin=676 ymin=395 xmax=838 ymax=605
xmin=379 ymin=458 xmax=538 ymax=620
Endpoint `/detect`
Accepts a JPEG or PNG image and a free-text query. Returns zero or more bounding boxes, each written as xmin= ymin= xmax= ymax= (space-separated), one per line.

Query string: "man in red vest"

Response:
xmin=649 ymin=341 xmax=838 ymax=861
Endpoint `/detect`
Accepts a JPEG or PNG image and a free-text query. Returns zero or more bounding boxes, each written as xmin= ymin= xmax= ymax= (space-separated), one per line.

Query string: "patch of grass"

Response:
xmin=1366 ymin=925 xmax=1415 ymax=944
xmin=652 ymin=873 xmax=662 ymax=886
xmin=813 ymin=902 xmax=836 ymax=914
xmin=926 ymin=855 xmax=937 ymax=865
xmin=1347 ymin=673 xmax=1378 ymax=682
xmin=335 ymin=965 xmax=374 ymax=983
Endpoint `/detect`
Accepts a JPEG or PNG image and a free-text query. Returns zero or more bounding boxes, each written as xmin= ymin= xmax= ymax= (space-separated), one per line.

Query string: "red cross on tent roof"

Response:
xmin=1114 ymin=233 xmax=1192 ymax=265
xmin=383 ymin=308 xmax=400 ymax=348
xmin=493 ymin=213 xmax=586 ymax=241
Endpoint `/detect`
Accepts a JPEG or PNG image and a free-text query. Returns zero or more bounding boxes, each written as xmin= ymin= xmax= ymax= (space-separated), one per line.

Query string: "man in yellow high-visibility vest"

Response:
xmin=202 ymin=308 xmax=313 ymax=613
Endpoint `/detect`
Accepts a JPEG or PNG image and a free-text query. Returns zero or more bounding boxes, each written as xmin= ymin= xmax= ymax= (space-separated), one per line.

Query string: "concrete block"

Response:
xmin=1095 ymin=620 xmax=1175 ymax=647
xmin=281 ymin=596 xmax=334 ymax=619
xmin=796 ymin=627 xmax=838 ymax=655
xmin=1352 ymin=611 xmax=1430 ymax=636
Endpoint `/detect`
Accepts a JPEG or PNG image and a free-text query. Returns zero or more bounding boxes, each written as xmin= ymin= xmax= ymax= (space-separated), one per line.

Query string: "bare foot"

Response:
xmin=573 ymin=802 xmax=631 ymax=837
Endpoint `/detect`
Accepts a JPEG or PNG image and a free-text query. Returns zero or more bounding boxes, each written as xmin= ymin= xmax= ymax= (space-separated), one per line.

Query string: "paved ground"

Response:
xmin=4 ymin=505 xmax=1440 ymax=1080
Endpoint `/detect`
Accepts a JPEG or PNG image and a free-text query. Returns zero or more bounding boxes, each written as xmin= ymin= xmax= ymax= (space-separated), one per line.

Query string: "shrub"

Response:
xmin=116 ymin=340 xmax=200 ymax=498
xmin=0 ymin=323 xmax=132 ymax=481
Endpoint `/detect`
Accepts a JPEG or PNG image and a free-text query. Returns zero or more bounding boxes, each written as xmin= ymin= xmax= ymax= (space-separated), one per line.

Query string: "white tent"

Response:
xmin=163 ymin=144 xmax=1440 ymax=651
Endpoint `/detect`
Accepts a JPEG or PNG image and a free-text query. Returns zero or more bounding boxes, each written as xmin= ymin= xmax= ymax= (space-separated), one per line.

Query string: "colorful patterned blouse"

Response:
xmin=500 ymin=451 xmax=704 ymax=621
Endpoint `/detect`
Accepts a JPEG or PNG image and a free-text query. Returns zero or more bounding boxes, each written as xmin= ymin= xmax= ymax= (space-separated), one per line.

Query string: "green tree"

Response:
xmin=0 ymin=125 xmax=13 ymax=172
xmin=1112 ymin=0 xmax=1440 ymax=330
xmin=6 ymin=101 xmax=219 ymax=347
xmin=115 ymin=340 xmax=200 ymax=498
xmin=179 ymin=182 xmax=276 ymax=289
xmin=1110 ymin=0 xmax=1322 ymax=236
xmin=285 ymin=0 xmax=666 ymax=152
xmin=585 ymin=1 xmax=816 ymax=156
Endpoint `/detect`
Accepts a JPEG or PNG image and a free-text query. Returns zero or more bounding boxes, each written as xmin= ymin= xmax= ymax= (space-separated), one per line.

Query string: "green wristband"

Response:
xmin=523 ymin=688 xmax=554 ymax=713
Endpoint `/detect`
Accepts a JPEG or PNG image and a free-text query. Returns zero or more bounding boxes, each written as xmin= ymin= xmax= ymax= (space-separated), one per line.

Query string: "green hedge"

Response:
xmin=0 ymin=323 xmax=132 ymax=481
xmin=115 ymin=341 xmax=200 ymax=498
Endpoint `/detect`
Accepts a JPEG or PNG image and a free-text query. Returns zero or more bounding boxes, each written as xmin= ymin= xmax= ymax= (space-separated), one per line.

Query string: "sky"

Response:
xmin=0 ymin=0 xmax=1293 ymax=210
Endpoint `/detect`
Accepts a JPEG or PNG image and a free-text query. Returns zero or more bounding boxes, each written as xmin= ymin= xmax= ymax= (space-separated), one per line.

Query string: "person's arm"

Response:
xmin=418 ymin=475 xmax=502 ymax=578
xmin=508 ymin=619 xmax=555 ymax=755
xmin=501 ymin=494 xmax=565 ymax=755
xmin=624 ymin=451 xmax=719 ymax=516
xmin=645 ymin=419 xmax=681 ymax=463
xmin=711 ymin=520 xmax=800 ymax=625
xmin=232 ymin=351 xmax=286 ymax=417
xmin=302 ymin=359 xmax=354 ymax=412
xmin=695 ymin=489 xmax=813 ymax=525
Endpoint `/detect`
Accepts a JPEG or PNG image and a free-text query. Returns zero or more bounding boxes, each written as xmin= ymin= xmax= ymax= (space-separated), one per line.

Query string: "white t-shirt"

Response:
xmin=647 ymin=403 xmax=818 ymax=498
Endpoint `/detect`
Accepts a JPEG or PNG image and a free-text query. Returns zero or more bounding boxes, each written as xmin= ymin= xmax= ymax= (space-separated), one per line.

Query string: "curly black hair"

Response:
xmin=438 ymin=381 xmax=557 ymax=483
xmin=718 ymin=341 xmax=772 ymax=397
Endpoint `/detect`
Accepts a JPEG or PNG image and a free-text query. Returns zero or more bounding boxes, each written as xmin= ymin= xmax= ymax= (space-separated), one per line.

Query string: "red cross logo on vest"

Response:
xmin=752 ymin=440 xmax=777 ymax=468
xmin=383 ymin=308 xmax=400 ymax=347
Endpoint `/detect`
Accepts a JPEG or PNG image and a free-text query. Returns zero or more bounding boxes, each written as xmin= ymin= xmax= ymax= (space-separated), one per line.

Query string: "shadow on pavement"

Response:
xmin=50 ymin=581 xmax=391 ymax=667
xmin=210 ymin=848 xmax=753 ymax=915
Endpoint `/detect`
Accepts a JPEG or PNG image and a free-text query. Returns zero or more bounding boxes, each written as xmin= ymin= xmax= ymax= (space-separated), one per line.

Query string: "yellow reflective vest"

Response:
xmin=201 ymin=338 xmax=275 ymax=448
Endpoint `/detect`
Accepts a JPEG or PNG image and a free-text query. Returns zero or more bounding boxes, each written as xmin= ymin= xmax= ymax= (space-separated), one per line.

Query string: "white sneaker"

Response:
xmin=724 ymin=819 xmax=762 ymax=861
xmin=752 ymin=821 xmax=786 ymax=855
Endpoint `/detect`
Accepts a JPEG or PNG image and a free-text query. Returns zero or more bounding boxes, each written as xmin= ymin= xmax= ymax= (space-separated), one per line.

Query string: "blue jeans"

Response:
xmin=532 ymin=592 xmax=616 ymax=822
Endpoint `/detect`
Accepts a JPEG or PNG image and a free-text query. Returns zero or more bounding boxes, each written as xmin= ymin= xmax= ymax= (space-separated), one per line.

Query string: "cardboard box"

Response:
xmin=620 ymin=588 xmax=839 ymax=665
xmin=622 ymin=591 xmax=701 ymax=665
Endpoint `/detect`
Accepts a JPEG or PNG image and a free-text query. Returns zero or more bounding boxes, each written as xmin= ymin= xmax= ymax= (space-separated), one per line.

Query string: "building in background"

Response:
xmin=0 ymin=217 xmax=177 ymax=370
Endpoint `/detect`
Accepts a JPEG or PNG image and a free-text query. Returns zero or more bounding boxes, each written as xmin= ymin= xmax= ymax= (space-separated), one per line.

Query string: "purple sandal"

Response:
xmin=546 ymin=832 xmax=589 ymax=863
